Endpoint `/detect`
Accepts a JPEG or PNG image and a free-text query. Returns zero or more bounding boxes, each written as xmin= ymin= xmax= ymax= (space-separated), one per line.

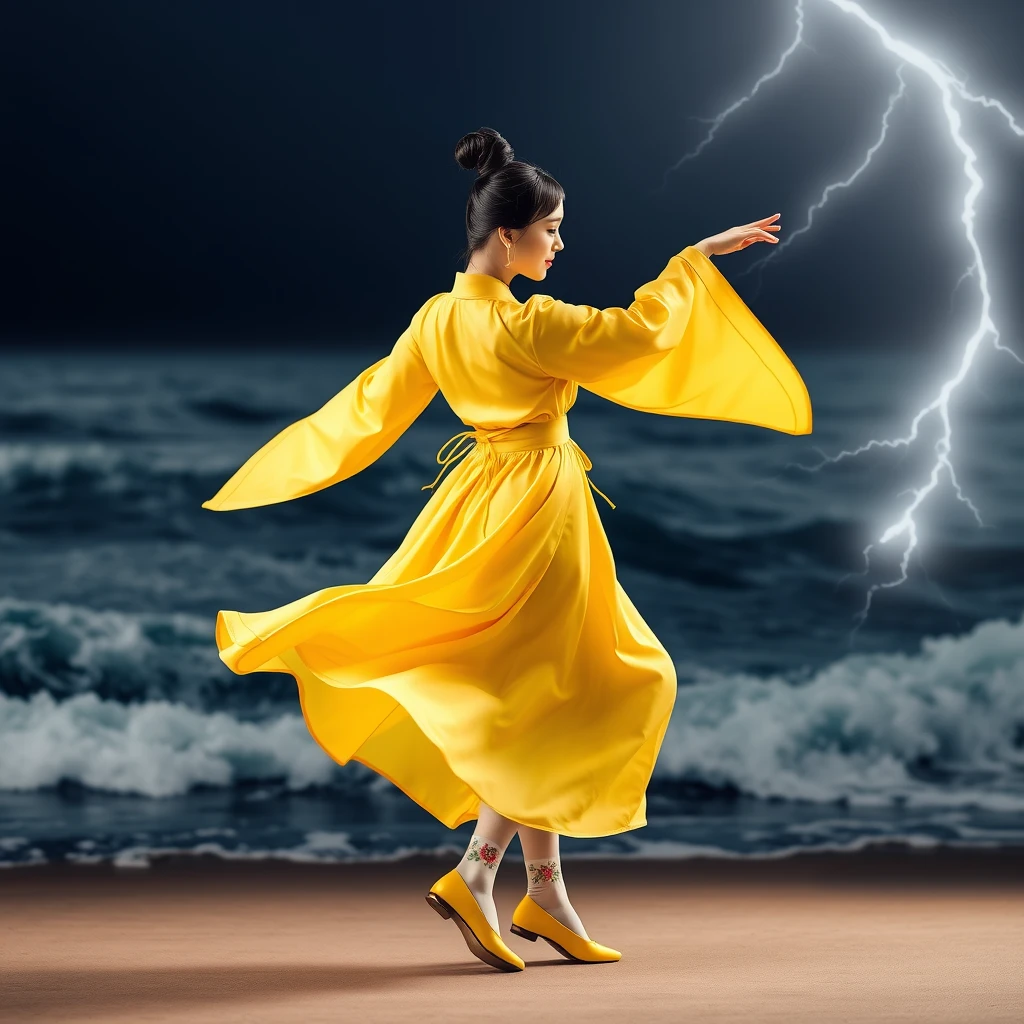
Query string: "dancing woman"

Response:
xmin=202 ymin=126 xmax=811 ymax=971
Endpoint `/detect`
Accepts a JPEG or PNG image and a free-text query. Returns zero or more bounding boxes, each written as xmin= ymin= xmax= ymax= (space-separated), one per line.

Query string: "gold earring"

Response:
xmin=504 ymin=239 xmax=516 ymax=267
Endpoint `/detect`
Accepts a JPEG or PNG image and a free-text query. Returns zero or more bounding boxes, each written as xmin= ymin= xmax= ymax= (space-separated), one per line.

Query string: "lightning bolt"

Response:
xmin=738 ymin=61 xmax=909 ymax=304
xmin=655 ymin=0 xmax=810 ymax=191
xmin=657 ymin=0 xmax=1023 ymax=634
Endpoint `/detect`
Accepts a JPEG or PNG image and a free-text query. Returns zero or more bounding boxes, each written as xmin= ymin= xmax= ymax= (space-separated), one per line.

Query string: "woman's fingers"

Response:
xmin=718 ymin=216 xmax=782 ymax=253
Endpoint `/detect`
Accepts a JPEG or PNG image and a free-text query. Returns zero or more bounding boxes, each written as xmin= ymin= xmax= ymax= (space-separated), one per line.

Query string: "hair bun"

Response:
xmin=454 ymin=127 xmax=514 ymax=176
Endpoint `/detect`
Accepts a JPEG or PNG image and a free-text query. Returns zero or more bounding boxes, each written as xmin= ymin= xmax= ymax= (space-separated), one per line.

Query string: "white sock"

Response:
xmin=519 ymin=825 xmax=590 ymax=941
xmin=456 ymin=834 xmax=510 ymax=934
xmin=524 ymin=855 xmax=590 ymax=940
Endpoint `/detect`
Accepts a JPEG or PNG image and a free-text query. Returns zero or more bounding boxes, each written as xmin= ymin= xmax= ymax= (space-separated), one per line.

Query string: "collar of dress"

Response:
xmin=450 ymin=272 xmax=518 ymax=303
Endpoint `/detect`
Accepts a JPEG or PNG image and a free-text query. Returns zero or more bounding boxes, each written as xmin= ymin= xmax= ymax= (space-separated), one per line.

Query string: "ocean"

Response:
xmin=2 ymin=343 xmax=1023 ymax=868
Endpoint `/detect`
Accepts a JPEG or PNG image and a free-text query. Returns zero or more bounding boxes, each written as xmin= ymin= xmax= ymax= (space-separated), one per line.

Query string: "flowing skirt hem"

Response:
xmin=277 ymin=646 xmax=650 ymax=839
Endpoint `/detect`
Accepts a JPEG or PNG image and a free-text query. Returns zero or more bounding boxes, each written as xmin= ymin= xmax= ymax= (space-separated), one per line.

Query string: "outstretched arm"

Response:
xmin=202 ymin=324 xmax=438 ymax=512
xmin=522 ymin=243 xmax=811 ymax=436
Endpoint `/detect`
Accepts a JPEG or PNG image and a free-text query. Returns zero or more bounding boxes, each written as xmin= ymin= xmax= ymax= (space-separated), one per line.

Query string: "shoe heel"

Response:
xmin=425 ymin=892 xmax=452 ymax=920
xmin=510 ymin=923 xmax=538 ymax=942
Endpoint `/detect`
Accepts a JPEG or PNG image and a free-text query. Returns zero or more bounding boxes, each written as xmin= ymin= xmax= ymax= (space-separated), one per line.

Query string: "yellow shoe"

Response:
xmin=510 ymin=894 xmax=622 ymax=963
xmin=425 ymin=868 xmax=526 ymax=972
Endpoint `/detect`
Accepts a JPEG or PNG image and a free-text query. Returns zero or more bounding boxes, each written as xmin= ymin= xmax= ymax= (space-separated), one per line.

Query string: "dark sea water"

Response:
xmin=2 ymin=344 xmax=1023 ymax=868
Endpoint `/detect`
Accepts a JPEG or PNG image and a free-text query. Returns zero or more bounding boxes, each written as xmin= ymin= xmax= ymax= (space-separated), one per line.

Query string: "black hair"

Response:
xmin=454 ymin=127 xmax=564 ymax=268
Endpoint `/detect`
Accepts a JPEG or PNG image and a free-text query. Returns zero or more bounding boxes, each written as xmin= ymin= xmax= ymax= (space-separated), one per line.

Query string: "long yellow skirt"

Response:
xmin=213 ymin=415 xmax=677 ymax=838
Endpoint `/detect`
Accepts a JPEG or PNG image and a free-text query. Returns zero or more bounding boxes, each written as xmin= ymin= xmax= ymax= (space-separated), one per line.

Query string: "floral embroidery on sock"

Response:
xmin=465 ymin=836 xmax=501 ymax=868
xmin=526 ymin=859 xmax=561 ymax=884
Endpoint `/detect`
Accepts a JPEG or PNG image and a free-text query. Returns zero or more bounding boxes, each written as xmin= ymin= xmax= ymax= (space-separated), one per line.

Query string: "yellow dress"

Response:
xmin=202 ymin=245 xmax=812 ymax=838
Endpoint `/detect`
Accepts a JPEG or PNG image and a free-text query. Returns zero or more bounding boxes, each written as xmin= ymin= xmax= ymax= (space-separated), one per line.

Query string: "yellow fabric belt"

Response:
xmin=420 ymin=414 xmax=616 ymax=510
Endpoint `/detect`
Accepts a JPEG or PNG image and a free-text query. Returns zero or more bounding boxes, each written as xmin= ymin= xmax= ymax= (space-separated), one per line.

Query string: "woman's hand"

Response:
xmin=697 ymin=214 xmax=781 ymax=257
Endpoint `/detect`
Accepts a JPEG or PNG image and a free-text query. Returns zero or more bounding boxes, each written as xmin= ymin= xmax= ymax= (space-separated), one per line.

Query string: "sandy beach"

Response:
xmin=3 ymin=844 xmax=1022 ymax=1023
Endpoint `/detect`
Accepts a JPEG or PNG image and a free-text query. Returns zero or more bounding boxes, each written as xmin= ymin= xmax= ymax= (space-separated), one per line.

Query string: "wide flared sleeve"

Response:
xmin=521 ymin=244 xmax=811 ymax=435
xmin=201 ymin=322 xmax=439 ymax=512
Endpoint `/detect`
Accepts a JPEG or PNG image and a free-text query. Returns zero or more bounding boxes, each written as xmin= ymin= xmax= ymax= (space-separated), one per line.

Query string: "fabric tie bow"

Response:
xmin=421 ymin=428 xmax=616 ymax=510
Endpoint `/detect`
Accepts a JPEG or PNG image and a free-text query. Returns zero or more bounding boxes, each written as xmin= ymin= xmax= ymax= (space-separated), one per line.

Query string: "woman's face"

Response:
xmin=508 ymin=201 xmax=564 ymax=281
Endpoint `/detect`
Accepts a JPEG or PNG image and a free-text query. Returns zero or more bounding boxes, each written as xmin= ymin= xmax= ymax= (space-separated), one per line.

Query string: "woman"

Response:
xmin=202 ymin=127 xmax=811 ymax=972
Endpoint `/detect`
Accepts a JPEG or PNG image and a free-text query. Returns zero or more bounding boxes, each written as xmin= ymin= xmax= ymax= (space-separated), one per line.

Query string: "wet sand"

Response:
xmin=3 ymin=845 xmax=1023 ymax=1023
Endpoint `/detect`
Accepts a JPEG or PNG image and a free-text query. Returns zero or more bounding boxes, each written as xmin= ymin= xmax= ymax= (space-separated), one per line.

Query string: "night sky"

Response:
xmin=3 ymin=0 xmax=1023 ymax=349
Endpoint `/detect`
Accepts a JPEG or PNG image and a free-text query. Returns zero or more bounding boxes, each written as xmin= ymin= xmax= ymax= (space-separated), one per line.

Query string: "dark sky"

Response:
xmin=3 ymin=0 xmax=1023 ymax=349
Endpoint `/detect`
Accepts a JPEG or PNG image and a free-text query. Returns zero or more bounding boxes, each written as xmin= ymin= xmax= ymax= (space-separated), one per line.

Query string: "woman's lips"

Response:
xmin=544 ymin=260 xmax=552 ymax=266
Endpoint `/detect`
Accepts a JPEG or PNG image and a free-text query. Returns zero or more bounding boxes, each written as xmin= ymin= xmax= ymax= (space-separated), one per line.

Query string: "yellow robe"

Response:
xmin=202 ymin=245 xmax=812 ymax=838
